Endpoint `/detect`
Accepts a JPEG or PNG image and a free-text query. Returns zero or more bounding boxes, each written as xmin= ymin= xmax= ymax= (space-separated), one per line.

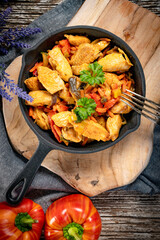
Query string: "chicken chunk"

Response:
xmin=24 ymin=77 xmax=43 ymax=91
xmin=72 ymin=63 xmax=89 ymax=75
xmin=51 ymin=111 xmax=72 ymax=127
xmin=98 ymin=48 xmax=133 ymax=72
xmin=111 ymin=94 xmax=132 ymax=114
xmin=37 ymin=66 xmax=65 ymax=94
xmin=70 ymin=43 xmax=101 ymax=66
xmin=25 ymin=90 xmax=53 ymax=107
xmin=34 ymin=107 xmax=50 ymax=130
xmin=48 ymin=47 xmax=72 ymax=81
xmin=106 ymin=114 xmax=122 ymax=141
xmin=62 ymin=127 xmax=82 ymax=143
xmin=104 ymin=73 xmax=122 ymax=88
xmin=91 ymin=39 xmax=110 ymax=51
xmin=59 ymin=87 xmax=75 ymax=104
xmin=64 ymin=34 xmax=90 ymax=46
xmin=73 ymin=120 xmax=109 ymax=141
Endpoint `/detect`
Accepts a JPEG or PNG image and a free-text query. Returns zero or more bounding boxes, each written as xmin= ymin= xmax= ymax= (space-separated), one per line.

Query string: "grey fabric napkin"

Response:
xmin=0 ymin=0 xmax=160 ymax=211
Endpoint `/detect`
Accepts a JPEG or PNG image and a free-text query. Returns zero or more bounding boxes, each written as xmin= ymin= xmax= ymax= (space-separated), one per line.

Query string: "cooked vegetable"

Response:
xmin=74 ymin=97 xmax=96 ymax=122
xmin=80 ymin=62 xmax=105 ymax=85
xmin=69 ymin=76 xmax=81 ymax=100
xmin=58 ymin=39 xmax=71 ymax=58
xmin=25 ymin=34 xmax=135 ymax=145
xmin=44 ymin=194 xmax=102 ymax=240
xmin=0 ymin=198 xmax=44 ymax=240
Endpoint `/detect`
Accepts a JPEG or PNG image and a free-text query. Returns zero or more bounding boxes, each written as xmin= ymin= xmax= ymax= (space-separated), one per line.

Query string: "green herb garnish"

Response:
xmin=74 ymin=97 xmax=96 ymax=122
xmin=80 ymin=62 xmax=105 ymax=85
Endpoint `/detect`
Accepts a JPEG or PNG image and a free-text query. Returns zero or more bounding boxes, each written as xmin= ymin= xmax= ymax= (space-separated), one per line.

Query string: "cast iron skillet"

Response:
xmin=6 ymin=26 xmax=145 ymax=205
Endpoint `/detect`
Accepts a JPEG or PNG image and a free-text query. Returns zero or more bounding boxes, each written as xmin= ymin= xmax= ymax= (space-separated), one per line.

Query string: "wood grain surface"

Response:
xmin=1 ymin=0 xmax=160 ymax=239
xmin=3 ymin=0 xmax=160 ymax=197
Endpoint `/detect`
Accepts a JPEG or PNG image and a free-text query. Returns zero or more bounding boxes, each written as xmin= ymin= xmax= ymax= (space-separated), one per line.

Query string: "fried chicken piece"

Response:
xmin=48 ymin=47 xmax=72 ymax=81
xmin=64 ymin=34 xmax=90 ymax=46
xmin=70 ymin=43 xmax=102 ymax=66
xmin=37 ymin=66 xmax=65 ymax=94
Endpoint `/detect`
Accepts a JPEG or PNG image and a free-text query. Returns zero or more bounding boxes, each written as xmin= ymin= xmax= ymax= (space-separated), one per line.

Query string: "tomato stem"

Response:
xmin=63 ymin=222 xmax=83 ymax=240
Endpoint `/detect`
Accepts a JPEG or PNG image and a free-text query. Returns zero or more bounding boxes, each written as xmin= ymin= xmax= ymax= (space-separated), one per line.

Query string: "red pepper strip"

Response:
xmin=50 ymin=120 xmax=62 ymax=143
xmin=45 ymin=194 xmax=102 ymax=240
xmin=59 ymin=39 xmax=71 ymax=57
xmin=48 ymin=111 xmax=62 ymax=143
xmin=0 ymin=198 xmax=44 ymax=240
xmin=29 ymin=107 xmax=36 ymax=119
xmin=58 ymin=104 xmax=68 ymax=112
xmin=96 ymin=107 xmax=107 ymax=113
xmin=29 ymin=62 xmax=43 ymax=73
xmin=81 ymin=137 xmax=88 ymax=146
xmin=104 ymin=97 xmax=120 ymax=110
xmin=107 ymin=109 xmax=115 ymax=118
xmin=90 ymin=93 xmax=103 ymax=108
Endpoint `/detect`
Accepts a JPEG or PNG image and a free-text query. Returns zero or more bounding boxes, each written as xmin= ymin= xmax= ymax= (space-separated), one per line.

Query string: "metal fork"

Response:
xmin=120 ymin=89 xmax=160 ymax=125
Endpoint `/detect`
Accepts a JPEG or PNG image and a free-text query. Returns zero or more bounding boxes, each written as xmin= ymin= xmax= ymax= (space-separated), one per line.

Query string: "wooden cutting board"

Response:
xmin=2 ymin=0 xmax=160 ymax=196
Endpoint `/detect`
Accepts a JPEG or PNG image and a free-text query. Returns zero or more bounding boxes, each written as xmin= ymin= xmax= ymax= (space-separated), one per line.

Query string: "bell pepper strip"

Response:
xmin=104 ymin=97 xmax=120 ymax=110
xmin=29 ymin=107 xmax=36 ymax=119
xmin=81 ymin=137 xmax=88 ymax=146
xmin=29 ymin=62 xmax=43 ymax=73
xmin=58 ymin=39 xmax=71 ymax=58
xmin=44 ymin=194 xmax=102 ymax=240
xmin=0 ymin=198 xmax=44 ymax=240
xmin=96 ymin=107 xmax=107 ymax=113
xmin=107 ymin=109 xmax=115 ymax=118
xmin=48 ymin=110 xmax=62 ymax=143
xmin=90 ymin=93 xmax=103 ymax=108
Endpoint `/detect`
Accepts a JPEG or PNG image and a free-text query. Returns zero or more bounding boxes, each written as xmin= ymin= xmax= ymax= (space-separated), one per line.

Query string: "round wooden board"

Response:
xmin=2 ymin=0 xmax=160 ymax=196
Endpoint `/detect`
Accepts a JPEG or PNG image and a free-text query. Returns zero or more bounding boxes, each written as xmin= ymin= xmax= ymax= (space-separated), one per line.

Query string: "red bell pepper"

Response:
xmin=90 ymin=93 xmax=103 ymax=108
xmin=59 ymin=39 xmax=71 ymax=58
xmin=0 ymin=198 xmax=44 ymax=240
xmin=104 ymin=97 xmax=120 ymax=110
xmin=48 ymin=110 xmax=62 ymax=143
xmin=45 ymin=194 xmax=102 ymax=240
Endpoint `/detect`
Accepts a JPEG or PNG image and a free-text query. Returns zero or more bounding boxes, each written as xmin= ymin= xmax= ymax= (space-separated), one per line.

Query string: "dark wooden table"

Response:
xmin=1 ymin=1 xmax=160 ymax=239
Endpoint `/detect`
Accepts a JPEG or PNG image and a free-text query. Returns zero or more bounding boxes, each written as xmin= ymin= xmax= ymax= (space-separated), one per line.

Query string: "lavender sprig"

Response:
xmin=0 ymin=64 xmax=33 ymax=102
xmin=0 ymin=7 xmax=12 ymax=28
xmin=0 ymin=7 xmax=42 ymax=54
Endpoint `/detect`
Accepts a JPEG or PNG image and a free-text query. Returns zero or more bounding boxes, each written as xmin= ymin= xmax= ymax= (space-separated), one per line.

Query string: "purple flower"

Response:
xmin=0 ymin=8 xmax=42 ymax=54
xmin=0 ymin=7 xmax=12 ymax=28
xmin=0 ymin=64 xmax=33 ymax=102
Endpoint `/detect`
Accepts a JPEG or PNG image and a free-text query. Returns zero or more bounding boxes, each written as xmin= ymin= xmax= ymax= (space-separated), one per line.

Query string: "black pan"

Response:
xmin=6 ymin=26 xmax=145 ymax=205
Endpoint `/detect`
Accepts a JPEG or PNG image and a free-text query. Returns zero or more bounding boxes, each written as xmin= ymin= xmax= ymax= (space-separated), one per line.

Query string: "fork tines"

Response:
xmin=120 ymin=89 xmax=160 ymax=125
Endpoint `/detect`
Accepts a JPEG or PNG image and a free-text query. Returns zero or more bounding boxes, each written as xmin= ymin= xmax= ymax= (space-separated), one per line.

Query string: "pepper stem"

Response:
xmin=15 ymin=212 xmax=38 ymax=232
xmin=63 ymin=222 xmax=84 ymax=240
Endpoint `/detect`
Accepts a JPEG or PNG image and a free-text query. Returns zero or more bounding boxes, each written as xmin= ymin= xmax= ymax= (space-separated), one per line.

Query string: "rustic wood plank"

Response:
xmin=0 ymin=0 xmax=159 ymax=30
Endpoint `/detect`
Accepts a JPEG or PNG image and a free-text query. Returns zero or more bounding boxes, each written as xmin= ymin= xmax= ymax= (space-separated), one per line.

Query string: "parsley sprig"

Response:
xmin=80 ymin=62 xmax=105 ymax=85
xmin=74 ymin=97 xmax=96 ymax=122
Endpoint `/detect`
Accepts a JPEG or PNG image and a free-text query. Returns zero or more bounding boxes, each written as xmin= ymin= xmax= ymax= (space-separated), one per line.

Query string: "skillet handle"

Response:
xmin=5 ymin=141 xmax=52 ymax=206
